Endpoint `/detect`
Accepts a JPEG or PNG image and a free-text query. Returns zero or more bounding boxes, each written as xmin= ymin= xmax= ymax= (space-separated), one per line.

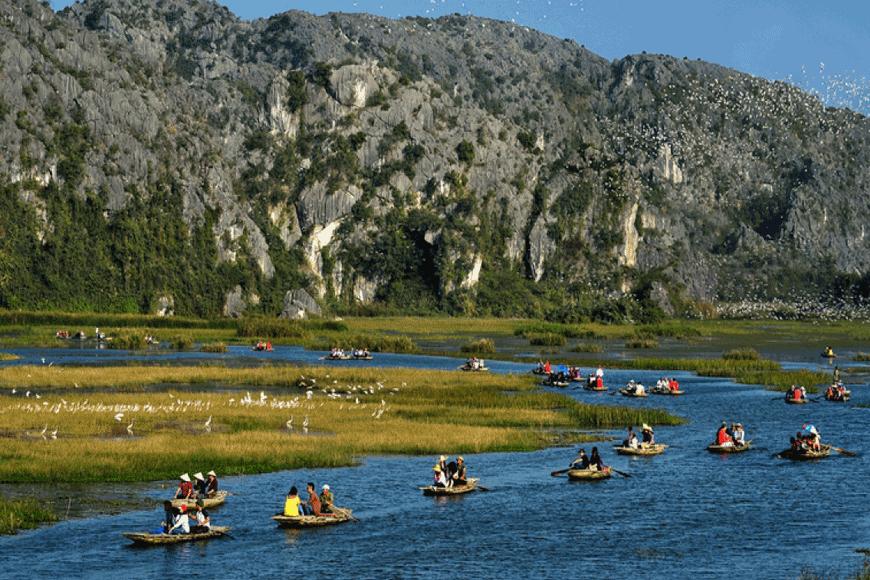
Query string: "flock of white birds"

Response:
xmin=2 ymin=369 xmax=398 ymax=440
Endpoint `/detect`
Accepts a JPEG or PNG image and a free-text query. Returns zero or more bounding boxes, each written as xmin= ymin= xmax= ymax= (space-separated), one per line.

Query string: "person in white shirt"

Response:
xmin=168 ymin=504 xmax=190 ymax=534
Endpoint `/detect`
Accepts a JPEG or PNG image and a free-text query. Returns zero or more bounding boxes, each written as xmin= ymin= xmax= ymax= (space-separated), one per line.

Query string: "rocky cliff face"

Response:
xmin=0 ymin=0 xmax=868 ymax=319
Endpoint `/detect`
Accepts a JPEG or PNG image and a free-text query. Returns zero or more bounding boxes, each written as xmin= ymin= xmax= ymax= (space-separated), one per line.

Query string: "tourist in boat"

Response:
xmin=802 ymin=424 xmax=821 ymax=451
xmin=190 ymin=500 xmax=211 ymax=533
xmin=168 ymin=504 xmax=190 ymax=534
xmin=319 ymin=484 xmax=334 ymax=514
xmin=595 ymin=365 xmax=604 ymax=380
xmin=162 ymin=500 xmax=175 ymax=533
xmin=438 ymin=455 xmax=451 ymax=481
xmin=302 ymin=482 xmax=322 ymax=515
xmin=623 ymin=427 xmax=638 ymax=449
xmin=640 ymin=424 xmax=655 ymax=446
xmin=732 ymin=423 xmax=746 ymax=446
xmin=205 ymin=471 xmax=219 ymax=497
xmin=432 ymin=464 xmax=449 ymax=488
xmin=173 ymin=473 xmax=194 ymax=500
xmin=570 ymin=449 xmax=590 ymax=470
xmin=451 ymin=456 xmax=468 ymax=486
xmin=715 ymin=422 xmax=732 ymax=446
xmin=284 ymin=486 xmax=303 ymax=516
xmin=193 ymin=472 xmax=207 ymax=497
xmin=544 ymin=361 xmax=551 ymax=374
xmin=635 ymin=382 xmax=646 ymax=395
xmin=589 ymin=447 xmax=605 ymax=471
xmin=625 ymin=380 xmax=637 ymax=394
xmin=669 ymin=377 xmax=679 ymax=392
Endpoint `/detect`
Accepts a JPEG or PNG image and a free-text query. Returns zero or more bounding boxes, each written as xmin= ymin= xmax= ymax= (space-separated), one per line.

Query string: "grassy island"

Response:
xmin=0 ymin=365 xmax=684 ymax=484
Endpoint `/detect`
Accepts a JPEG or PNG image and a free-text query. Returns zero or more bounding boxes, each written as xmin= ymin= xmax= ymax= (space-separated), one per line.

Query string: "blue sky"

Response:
xmin=54 ymin=0 xmax=870 ymax=112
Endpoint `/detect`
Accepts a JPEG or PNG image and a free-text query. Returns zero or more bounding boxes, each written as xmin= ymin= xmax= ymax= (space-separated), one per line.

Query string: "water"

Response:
xmin=0 ymin=351 xmax=867 ymax=579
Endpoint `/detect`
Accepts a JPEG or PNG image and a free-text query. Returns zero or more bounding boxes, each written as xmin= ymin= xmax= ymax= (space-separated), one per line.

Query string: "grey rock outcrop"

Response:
xmin=0 ymin=0 xmax=866 ymax=318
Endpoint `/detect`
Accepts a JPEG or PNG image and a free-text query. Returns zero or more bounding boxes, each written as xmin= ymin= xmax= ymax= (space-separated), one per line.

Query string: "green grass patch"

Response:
xmin=570 ymin=343 xmax=603 ymax=353
xmin=0 ymin=497 xmax=59 ymax=535
xmin=528 ymin=332 xmax=568 ymax=346
xmin=460 ymin=338 xmax=496 ymax=354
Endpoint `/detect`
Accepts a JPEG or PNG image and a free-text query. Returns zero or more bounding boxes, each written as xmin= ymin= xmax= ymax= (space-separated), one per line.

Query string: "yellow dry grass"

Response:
xmin=0 ymin=364 xmax=678 ymax=483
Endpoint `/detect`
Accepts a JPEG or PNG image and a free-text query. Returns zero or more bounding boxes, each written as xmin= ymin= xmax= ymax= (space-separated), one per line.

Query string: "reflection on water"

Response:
xmin=0 ymin=352 xmax=868 ymax=579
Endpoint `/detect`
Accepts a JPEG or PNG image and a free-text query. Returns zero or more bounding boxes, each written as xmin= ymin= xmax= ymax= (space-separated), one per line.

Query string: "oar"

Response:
xmin=609 ymin=467 xmax=631 ymax=478
xmin=550 ymin=468 xmax=571 ymax=477
xmin=476 ymin=485 xmax=491 ymax=492
xmin=215 ymin=530 xmax=236 ymax=540
xmin=831 ymin=446 xmax=857 ymax=457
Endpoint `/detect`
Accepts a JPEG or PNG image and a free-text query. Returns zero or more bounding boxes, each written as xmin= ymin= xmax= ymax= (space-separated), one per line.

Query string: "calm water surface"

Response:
xmin=0 ymin=348 xmax=868 ymax=579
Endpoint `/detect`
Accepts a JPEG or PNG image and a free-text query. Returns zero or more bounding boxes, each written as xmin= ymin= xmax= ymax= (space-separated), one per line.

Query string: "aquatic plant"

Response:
xmin=0 ymin=498 xmax=58 ymax=535
xmin=460 ymin=338 xmax=496 ymax=354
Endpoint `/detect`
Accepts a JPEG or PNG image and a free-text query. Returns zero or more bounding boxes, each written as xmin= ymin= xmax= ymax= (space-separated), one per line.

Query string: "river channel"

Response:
xmin=0 ymin=345 xmax=868 ymax=579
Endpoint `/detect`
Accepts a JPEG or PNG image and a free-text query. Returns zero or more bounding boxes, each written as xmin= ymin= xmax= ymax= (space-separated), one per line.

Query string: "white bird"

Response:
xmin=126 ymin=419 xmax=134 ymax=435
xmin=40 ymin=424 xmax=47 ymax=436
xmin=25 ymin=391 xmax=30 ymax=397
xmin=50 ymin=427 xmax=58 ymax=440
xmin=286 ymin=416 xmax=293 ymax=429
xmin=11 ymin=388 xmax=15 ymax=394
xmin=114 ymin=412 xmax=124 ymax=422
xmin=204 ymin=416 xmax=212 ymax=432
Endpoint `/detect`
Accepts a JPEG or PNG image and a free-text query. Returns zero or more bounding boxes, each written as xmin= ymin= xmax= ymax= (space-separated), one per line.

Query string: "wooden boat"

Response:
xmin=420 ymin=477 xmax=480 ymax=496
xmin=458 ymin=365 xmax=488 ymax=372
xmin=785 ymin=396 xmax=808 ymax=404
xmin=170 ymin=490 xmax=228 ymax=509
xmin=251 ymin=345 xmax=272 ymax=351
xmin=613 ymin=444 xmax=665 ymax=456
xmin=542 ymin=377 xmax=570 ymax=388
xmin=824 ymin=394 xmax=850 ymax=402
xmin=122 ymin=526 xmax=231 ymax=545
xmin=271 ymin=507 xmax=354 ymax=528
xmin=776 ymin=444 xmax=832 ymax=460
xmin=706 ymin=442 xmax=752 ymax=453
xmin=650 ymin=387 xmax=684 ymax=396
xmin=583 ymin=384 xmax=608 ymax=392
xmin=321 ymin=354 xmax=350 ymax=360
xmin=350 ymin=354 xmax=373 ymax=360
xmin=618 ymin=388 xmax=648 ymax=398
xmin=567 ymin=467 xmax=612 ymax=481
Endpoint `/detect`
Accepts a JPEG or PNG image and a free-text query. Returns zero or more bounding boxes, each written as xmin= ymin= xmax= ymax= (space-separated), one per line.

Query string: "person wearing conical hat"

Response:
xmin=205 ymin=470 xmax=219 ymax=498
xmin=168 ymin=503 xmax=190 ymax=534
xmin=173 ymin=473 xmax=194 ymax=500
xmin=432 ymin=464 xmax=448 ymax=488
xmin=640 ymin=424 xmax=655 ymax=446
xmin=193 ymin=472 xmax=207 ymax=497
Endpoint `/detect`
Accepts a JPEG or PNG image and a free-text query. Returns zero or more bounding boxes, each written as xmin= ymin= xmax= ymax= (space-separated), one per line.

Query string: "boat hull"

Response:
xmin=706 ymin=443 xmax=752 ymax=453
xmin=614 ymin=444 xmax=665 ymax=456
xmin=170 ymin=490 xmax=227 ymax=509
xmin=122 ymin=526 xmax=230 ymax=545
xmin=776 ymin=445 xmax=831 ymax=460
xmin=420 ymin=478 xmax=480 ymax=495
xmin=271 ymin=507 xmax=354 ymax=528
xmin=567 ymin=467 xmax=612 ymax=480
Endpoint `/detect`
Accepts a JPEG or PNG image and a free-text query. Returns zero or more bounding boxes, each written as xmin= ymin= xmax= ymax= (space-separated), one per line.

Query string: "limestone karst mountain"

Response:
xmin=1 ymin=0 xmax=869 ymax=320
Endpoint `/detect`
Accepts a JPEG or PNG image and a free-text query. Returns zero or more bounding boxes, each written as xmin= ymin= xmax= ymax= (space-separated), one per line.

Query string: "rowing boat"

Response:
xmin=613 ymin=444 xmax=665 ymax=456
xmin=706 ymin=442 xmax=752 ymax=453
xmin=122 ymin=526 xmax=231 ymax=545
xmin=567 ymin=467 xmax=612 ymax=480
xmin=583 ymin=384 xmax=608 ymax=392
xmin=170 ymin=490 xmax=227 ymax=509
xmin=785 ymin=396 xmax=808 ymax=404
xmin=458 ymin=365 xmax=488 ymax=372
xmin=776 ymin=444 xmax=832 ymax=460
xmin=420 ymin=477 xmax=480 ymax=496
xmin=825 ymin=394 xmax=850 ymax=402
xmin=271 ymin=507 xmax=354 ymax=528
xmin=618 ymin=388 xmax=648 ymax=398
